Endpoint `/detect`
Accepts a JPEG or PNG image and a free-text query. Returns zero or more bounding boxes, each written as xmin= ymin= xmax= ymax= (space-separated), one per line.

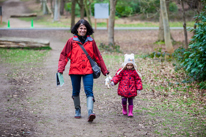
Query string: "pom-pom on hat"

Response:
xmin=117 ymin=53 xmax=142 ymax=78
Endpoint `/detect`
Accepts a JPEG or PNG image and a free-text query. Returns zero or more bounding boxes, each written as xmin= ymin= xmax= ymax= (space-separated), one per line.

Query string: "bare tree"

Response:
xmin=54 ymin=0 xmax=60 ymax=21
xmin=84 ymin=0 xmax=93 ymax=37
xmin=42 ymin=0 xmax=48 ymax=15
xmin=160 ymin=0 xmax=174 ymax=54
xmin=77 ymin=0 xmax=85 ymax=19
xmin=108 ymin=0 xmax=118 ymax=45
xmin=158 ymin=0 xmax=174 ymax=42
xmin=180 ymin=0 xmax=188 ymax=49
xmin=71 ymin=0 xmax=76 ymax=29
xmin=60 ymin=0 xmax=66 ymax=15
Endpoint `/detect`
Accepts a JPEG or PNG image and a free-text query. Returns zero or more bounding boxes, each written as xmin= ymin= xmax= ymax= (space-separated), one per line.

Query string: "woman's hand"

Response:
xmin=105 ymin=75 xmax=112 ymax=88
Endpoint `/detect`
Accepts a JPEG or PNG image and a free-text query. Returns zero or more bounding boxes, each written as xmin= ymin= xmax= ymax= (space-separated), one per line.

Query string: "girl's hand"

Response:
xmin=110 ymin=81 xmax=114 ymax=86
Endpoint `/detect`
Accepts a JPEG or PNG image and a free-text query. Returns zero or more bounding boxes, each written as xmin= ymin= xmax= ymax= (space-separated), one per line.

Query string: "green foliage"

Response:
xmin=99 ymin=43 xmax=122 ymax=53
xmin=173 ymin=7 xmax=206 ymax=82
xmin=116 ymin=2 xmax=134 ymax=17
xmin=169 ymin=2 xmax=178 ymax=13
xmin=65 ymin=2 xmax=81 ymax=17
xmin=143 ymin=47 xmax=173 ymax=62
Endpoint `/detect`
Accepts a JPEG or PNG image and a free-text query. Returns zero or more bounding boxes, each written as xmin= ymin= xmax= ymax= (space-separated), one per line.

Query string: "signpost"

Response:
xmin=94 ymin=3 xmax=109 ymax=30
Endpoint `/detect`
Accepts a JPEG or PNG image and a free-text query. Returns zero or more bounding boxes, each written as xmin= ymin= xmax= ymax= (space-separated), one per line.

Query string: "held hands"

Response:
xmin=104 ymin=75 xmax=112 ymax=88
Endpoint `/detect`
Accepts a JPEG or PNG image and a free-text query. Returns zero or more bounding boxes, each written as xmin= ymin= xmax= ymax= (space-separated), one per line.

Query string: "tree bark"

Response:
xmin=42 ymin=0 xmax=48 ymax=15
xmin=181 ymin=0 xmax=188 ymax=49
xmin=71 ymin=0 xmax=76 ymax=29
xmin=160 ymin=0 xmax=174 ymax=54
xmin=158 ymin=9 xmax=164 ymax=41
xmin=60 ymin=0 xmax=65 ymax=15
xmin=84 ymin=0 xmax=93 ymax=37
xmin=54 ymin=0 xmax=60 ymax=21
xmin=108 ymin=0 xmax=118 ymax=45
xmin=78 ymin=0 xmax=85 ymax=19
xmin=158 ymin=0 xmax=174 ymax=42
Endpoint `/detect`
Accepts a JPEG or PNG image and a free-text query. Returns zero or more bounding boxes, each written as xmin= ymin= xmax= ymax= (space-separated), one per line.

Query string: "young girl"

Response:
xmin=110 ymin=54 xmax=143 ymax=117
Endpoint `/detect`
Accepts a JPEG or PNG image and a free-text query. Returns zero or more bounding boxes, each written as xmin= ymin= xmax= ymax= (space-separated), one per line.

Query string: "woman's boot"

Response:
xmin=72 ymin=96 xmax=81 ymax=118
xmin=128 ymin=105 xmax=133 ymax=117
xmin=87 ymin=96 xmax=96 ymax=122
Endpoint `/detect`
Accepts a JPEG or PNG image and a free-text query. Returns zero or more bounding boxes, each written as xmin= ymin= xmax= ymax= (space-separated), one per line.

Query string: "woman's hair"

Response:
xmin=71 ymin=19 xmax=94 ymax=35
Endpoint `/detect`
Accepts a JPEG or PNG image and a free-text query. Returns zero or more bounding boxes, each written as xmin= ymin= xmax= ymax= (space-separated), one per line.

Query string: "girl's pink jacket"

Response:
xmin=111 ymin=68 xmax=143 ymax=98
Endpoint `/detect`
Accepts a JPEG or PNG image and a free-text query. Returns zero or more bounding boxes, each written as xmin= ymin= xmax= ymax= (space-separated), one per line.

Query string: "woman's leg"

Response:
xmin=70 ymin=75 xmax=82 ymax=118
xmin=83 ymin=74 xmax=95 ymax=122
xmin=82 ymin=74 xmax=93 ymax=97
xmin=122 ymin=97 xmax=127 ymax=115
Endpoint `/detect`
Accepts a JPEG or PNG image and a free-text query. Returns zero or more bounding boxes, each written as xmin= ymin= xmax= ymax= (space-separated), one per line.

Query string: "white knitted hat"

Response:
xmin=122 ymin=53 xmax=136 ymax=68
xmin=117 ymin=53 xmax=142 ymax=78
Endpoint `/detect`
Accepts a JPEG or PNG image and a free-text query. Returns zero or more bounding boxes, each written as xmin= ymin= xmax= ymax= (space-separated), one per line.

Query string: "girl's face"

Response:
xmin=77 ymin=24 xmax=87 ymax=36
xmin=126 ymin=63 xmax=134 ymax=70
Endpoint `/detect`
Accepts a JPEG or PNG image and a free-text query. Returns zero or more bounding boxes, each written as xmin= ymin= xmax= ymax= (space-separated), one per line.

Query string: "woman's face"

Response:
xmin=77 ymin=24 xmax=87 ymax=36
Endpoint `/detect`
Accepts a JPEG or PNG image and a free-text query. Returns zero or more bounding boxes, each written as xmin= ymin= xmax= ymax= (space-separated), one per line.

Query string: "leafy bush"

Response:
xmin=173 ymin=8 xmax=206 ymax=81
xmin=169 ymin=2 xmax=178 ymax=13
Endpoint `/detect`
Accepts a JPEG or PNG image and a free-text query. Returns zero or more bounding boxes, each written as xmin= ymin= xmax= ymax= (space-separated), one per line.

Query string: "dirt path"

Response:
xmin=0 ymin=29 xmax=156 ymax=136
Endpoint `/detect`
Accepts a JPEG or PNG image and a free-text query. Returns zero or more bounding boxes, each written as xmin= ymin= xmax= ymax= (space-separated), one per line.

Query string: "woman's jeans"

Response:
xmin=70 ymin=74 xmax=93 ymax=97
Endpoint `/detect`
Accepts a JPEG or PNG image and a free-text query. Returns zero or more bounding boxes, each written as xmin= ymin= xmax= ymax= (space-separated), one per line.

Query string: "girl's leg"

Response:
xmin=70 ymin=75 xmax=82 ymax=118
xmin=122 ymin=97 xmax=127 ymax=115
xmin=83 ymin=74 xmax=95 ymax=122
xmin=128 ymin=98 xmax=134 ymax=117
xmin=128 ymin=98 xmax=133 ymax=105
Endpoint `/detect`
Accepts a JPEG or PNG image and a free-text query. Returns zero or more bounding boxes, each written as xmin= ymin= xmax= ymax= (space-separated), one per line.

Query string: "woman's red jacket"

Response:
xmin=58 ymin=35 xmax=109 ymax=76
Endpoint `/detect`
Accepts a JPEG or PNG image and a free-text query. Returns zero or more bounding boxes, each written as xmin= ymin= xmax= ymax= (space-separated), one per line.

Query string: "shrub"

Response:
xmin=173 ymin=7 xmax=206 ymax=81
xmin=169 ymin=2 xmax=178 ymax=13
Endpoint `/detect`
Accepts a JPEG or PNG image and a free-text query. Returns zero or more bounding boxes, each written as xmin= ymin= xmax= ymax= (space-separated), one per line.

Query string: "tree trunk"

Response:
xmin=42 ymin=0 xmax=48 ymax=15
xmin=50 ymin=0 xmax=53 ymax=14
xmin=194 ymin=0 xmax=201 ymax=34
xmin=78 ymin=0 xmax=85 ymax=19
xmin=108 ymin=0 xmax=117 ymax=45
xmin=71 ymin=0 xmax=76 ymax=29
xmin=181 ymin=0 xmax=188 ymax=49
xmin=158 ymin=9 xmax=164 ymax=41
xmin=158 ymin=0 xmax=174 ymax=42
xmin=54 ymin=0 xmax=60 ymax=21
xmin=84 ymin=0 xmax=93 ymax=37
xmin=60 ymin=0 xmax=65 ymax=15
xmin=160 ymin=0 xmax=174 ymax=54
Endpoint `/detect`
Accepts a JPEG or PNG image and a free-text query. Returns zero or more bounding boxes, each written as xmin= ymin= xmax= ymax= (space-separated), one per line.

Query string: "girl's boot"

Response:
xmin=87 ymin=96 xmax=96 ymax=122
xmin=72 ymin=96 xmax=81 ymax=118
xmin=122 ymin=104 xmax=127 ymax=115
xmin=128 ymin=105 xmax=133 ymax=117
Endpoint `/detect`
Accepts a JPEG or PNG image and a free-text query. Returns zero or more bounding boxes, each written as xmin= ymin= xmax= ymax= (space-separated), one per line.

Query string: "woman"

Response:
xmin=57 ymin=19 xmax=109 ymax=122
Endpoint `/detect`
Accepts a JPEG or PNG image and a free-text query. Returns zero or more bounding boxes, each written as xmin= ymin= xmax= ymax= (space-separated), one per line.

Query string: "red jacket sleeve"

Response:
xmin=58 ymin=38 xmax=73 ymax=73
xmin=135 ymin=71 xmax=143 ymax=90
xmin=92 ymin=40 xmax=109 ymax=76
